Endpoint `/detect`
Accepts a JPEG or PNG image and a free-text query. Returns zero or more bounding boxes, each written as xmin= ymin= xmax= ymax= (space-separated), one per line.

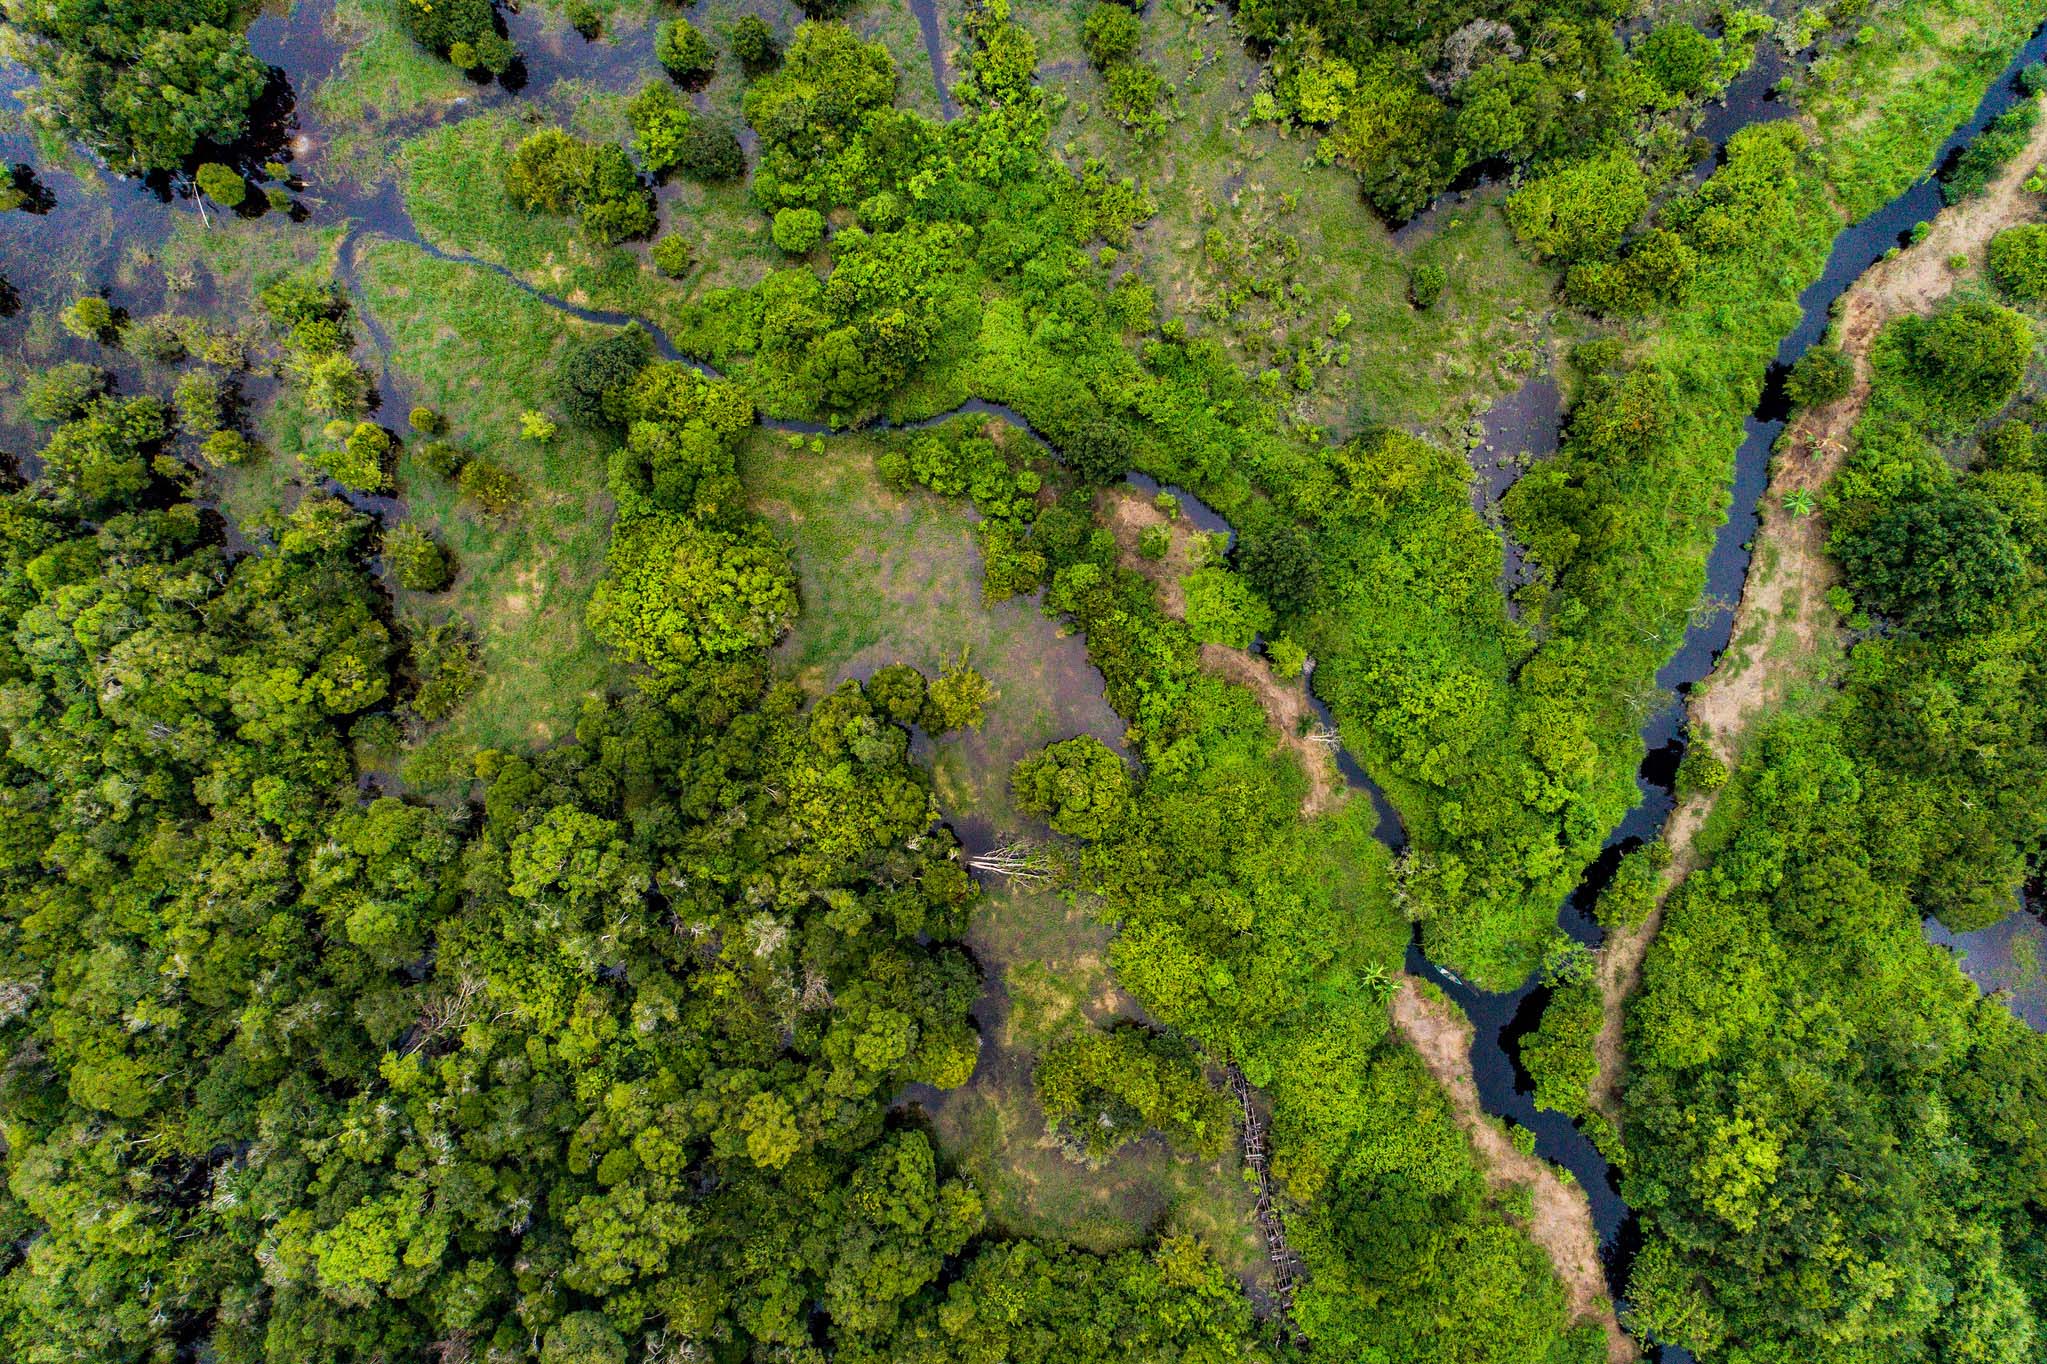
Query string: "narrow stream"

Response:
xmin=1398 ymin=21 xmax=2047 ymax=1357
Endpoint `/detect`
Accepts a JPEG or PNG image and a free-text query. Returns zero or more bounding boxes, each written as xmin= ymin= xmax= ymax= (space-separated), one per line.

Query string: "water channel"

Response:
xmin=6 ymin=4 xmax=2047 ymax=1356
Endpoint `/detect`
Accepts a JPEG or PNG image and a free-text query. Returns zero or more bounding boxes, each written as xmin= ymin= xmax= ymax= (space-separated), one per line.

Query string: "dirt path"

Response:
xmin=1098 ymin=486 xmax=1346 ymax=816
xmin=1585 ymin=96 xmax=2047 ymax=1126
xmin=1390 ymin=978 xmax=1633 ymax=1364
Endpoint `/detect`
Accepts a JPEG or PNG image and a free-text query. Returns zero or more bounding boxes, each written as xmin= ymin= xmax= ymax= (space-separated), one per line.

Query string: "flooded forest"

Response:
xmin=3 ymin=0 xmax=2047 ymax=1361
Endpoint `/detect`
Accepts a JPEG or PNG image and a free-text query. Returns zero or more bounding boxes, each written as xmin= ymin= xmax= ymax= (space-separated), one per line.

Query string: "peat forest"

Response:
xmin=4 ymin=0 xmax=2047 ymax=1360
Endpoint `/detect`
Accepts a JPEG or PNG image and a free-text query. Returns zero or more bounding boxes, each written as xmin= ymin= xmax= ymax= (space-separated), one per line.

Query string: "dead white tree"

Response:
xmin=967 ymin=841 xmax=1057 ymax=886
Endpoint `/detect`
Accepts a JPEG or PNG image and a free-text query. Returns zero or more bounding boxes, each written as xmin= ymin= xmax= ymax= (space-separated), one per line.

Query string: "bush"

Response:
xmin=519 ymin=410 xmax=557 ymax=441
xmin=1895 ymin=300 xmax=2033 ymax=423
xmin=864 ymin=663 xmax=927 ymax=725
xmin=1409 ymin=262 xmax=1447 ymax=310
xmin=198 ymin=429 xmax=260 ymax=467
xmin=771 ymin=206 xmax=825 ymax=255
xmin=565 ymin=0 xmax=600 ymax=39
xmin=415 ymin=440 xmax=468 ymax=479
xmin=122 ymin=315 xmax=186 ymax=365
xmin=301 ymin=354 xmax=372 ymax=417
xmin=1941 ymin=102 xmax=2039 ymax=205
xmin=656 ymin=19 xmax=715 ymax=84
xmin=1103 ymin=61 xmax=1165 ymax=131
xmin=652 ymin=234 xmax=695 ymax=277
xmin=1674 ymin=744 xmax=1728 ymax=796
xmin=384 ymin=521 xmax=452 ymax=591
xmin=1635 ymin=23 xmax=1720 ymax=101
xmin=195 ymin=162 xmax=245 ymax=208
xmin=731 ymin=15 xmax=781 ymax=75
xmin=60 ymin=295 xmax=116 ymax=341
xmin=505 ymin=129 xmax=654 ymax=243
xmin=1981 ymin=420 xmax=2037 ymax=472
xmin=1012 ymin=736 xmax=1128 ymax=838
xmin=409 ymin=620 xmax=483 ymax=721
xmin=553 ymin=326 xmax=656 ymax=427
xmin=1784 ymin=344 xmax=1852 ymax=410
xmin=1837 ymin=484 xmax=2026 ymax=637
xmin=1183 ymin=566 xmax=1274 ymax=649
xmin=408 ymin=405 xmax=444 ymax=435
xmin=456 ymin=456 xmax=527 ymax=516
xmin=1505 ymin=150 xmax=1649 ymax=262
xmin=395 ymin=0 xmax=514 ymax=72
xmin=1137 ymin=523 xmax=1170 ymax=560
xmin=22 ymin=363 xmax=105 ymax=422
xmin=1081 ymin=3 xmax=1140 ymax=69
xmin=1988 ymin=224 xmax=2047 ymax=302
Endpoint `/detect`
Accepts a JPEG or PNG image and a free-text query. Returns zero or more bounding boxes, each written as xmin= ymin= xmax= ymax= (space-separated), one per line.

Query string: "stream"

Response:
xmin=6 ymin=2 xmax=2047 ymax=1354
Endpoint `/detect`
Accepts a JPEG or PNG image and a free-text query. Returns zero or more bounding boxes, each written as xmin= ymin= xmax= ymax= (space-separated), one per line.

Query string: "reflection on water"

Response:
xmin=1925 ymin=908 xmax=2047 ymax=1030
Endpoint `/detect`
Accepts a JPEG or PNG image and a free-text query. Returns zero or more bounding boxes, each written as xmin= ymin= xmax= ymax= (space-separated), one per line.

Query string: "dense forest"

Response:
xmin=3 ymin=0 xmax=2047 ymax=1359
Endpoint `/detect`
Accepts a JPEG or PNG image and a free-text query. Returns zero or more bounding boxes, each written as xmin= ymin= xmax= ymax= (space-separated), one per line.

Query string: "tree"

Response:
xmin=22 ymin=362 xmax=105 ymax=422
xmin=383 ymin=521 xmax=451 ymax=591
xmin=1900 ymin=300 xmax=2033 ymax=422
xmin=656 ymin=19 xmax=716 ymax=84
xmin=1635 ymin=23 xmax=1720 ymax=101
xmin=1012 ymin=736 xmax=1129 ymax=839
xmin=1505 ymin=150 xmax=1649 ymax=262
xmin=59 ymin=295 xmax=115 ymax=341
xmin=731 ymin=14 xmax=782 ymax=75
xmin=773 ymin=206 xmax=826 ymax=254
xmin=923 ymin=655 xmax=993 ymax=731
xmin=1988 ymin=224 xmax=2047 ymax=301
xmin=195 ymin=162 xmax=245 ymax=207
xmin=652 ymin=234 xmax=695 ymax=277
xmin=1082 ymin=3 xmax=1141 ymax=69
xmin=1784 ymin=343 xmax=1852 ymax=409
xmin=1836 ymin=483 xmax=2025 ymax=637
xmin=1237 ymin=521 xmax=1323 ymax=614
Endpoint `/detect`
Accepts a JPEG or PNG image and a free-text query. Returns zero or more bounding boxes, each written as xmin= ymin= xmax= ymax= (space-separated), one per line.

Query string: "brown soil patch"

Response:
xmin=1586 ymin=96 xmax=2047 ymax=1128
xmin=1098 ymin=485 xmax=1344 ymax=816
xmin=1390 ymin=978 xmax=1633 ymax=1364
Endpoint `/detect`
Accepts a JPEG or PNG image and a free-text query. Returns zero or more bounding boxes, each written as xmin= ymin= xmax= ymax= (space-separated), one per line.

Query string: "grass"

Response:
xmin=349 ymin=236 xmax=620 ymax=752
xmin=310 ymin=0 xmax=477 ymax=185
xmin=744 ymin=427 xmax=1267 ymax=1282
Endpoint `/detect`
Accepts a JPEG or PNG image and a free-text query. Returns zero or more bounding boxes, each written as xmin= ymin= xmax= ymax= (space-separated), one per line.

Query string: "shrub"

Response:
xmin=553 ymin=326 xmax=656 ymax=427
xmin=1837 ymin=484 xmax=2026 ymax=637
xmin=408 ymin=405 xmax=444 ymax=435
xmin=565 ymin=0 xmax=600 ymax=39
xmin=652 ymin=234 xmax=695 ymax=277
xmin=1505 ymin=150 xmax=1649 ymax=262
xmin=456 ymin=456 xmax=527 ymax=515
xmin=173 ymin=371 xmax=226 ymax=432
xmin=656 ymin=19 xmax=715 ymax=84
xmin=1033 ymin=1025 xmax=1233 ymax=1160
xmin=1409 ymin=262 xmax=1447 ymax=310
xmin=1674 ymin=744 xmax=1728 ymax=796
xmin=122 ymin=315 xmax=186 ymax=365
xmin=1981 ymin=420 xmax=2037 ymax=472
xmin=731 ymin=15 xmax=780 ymax=75
xmin=922 ymin=656 xmax=994 ymax=732
xmin=2022 ymin=61 xmax=2047 ymax=96
xmin=1081 ymin=2 xmax=1140 ymax=69
xmin=1784 ymin=344 xmax=1852 ymax=409
xmin=1266 ymin=635 xmax=1307 ymax=677
xmin=1941 ymin=102 xmax=2039 ymax=204
xmin=1895 ymin=300 xmax=2033 ymax=423
xmin=60 ymin=295 xmax=116 ymax=341
xmin=195 ymin=162 xmax=245 ymax=208
xmin=198 ymin=429 xmax=260 ymax=467
xmin=1635 ymin=23 xmax=1720 ymax=101
xmin=674 ymin=118 xmax=744 ymax=182
xmin=384 ymin=521 xmax=452 ymax=591
xmin=1103 ymin=61 xmax=1165 ymax=131
xmin=22 ymin=363 xmax=105 ymax=422
xmin=1137 ymin=523 xmax=1170 ymax=560
xmin=415 ymin=440 xmax=468 ymax=479
xmin=771 ymin=206 xmax=825 ymax=255
xmin=1184 ymin=565 xmax=1274 ymax=649
xmin=1988 ymin=224 xmax=2047 ymax=302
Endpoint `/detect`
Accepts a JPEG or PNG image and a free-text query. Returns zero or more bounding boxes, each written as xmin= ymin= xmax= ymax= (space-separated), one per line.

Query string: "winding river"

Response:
xmin=6 ymin=5 xmax=2047 ymax=1358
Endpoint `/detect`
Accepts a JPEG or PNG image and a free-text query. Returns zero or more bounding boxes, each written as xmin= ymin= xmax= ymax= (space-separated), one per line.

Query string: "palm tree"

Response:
xmin=1783 ymin=487 xmax=1817 ymax=518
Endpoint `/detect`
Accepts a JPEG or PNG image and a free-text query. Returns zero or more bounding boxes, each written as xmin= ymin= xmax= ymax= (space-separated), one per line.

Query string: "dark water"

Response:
xmin=908 ymin=0 xmax=958 ymax=120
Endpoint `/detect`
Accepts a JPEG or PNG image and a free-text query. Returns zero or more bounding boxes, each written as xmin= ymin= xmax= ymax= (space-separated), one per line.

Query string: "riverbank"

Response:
xmin=1588 ymin=93 xmax=2047 ymax=1128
